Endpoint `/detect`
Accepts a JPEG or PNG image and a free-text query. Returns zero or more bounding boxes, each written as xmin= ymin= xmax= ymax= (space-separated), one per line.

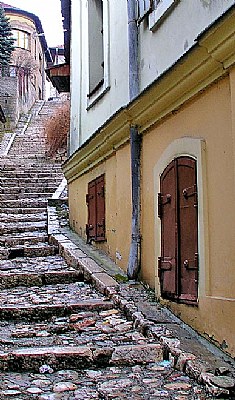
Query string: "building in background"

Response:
xmin=0 ymin=2 xmax=52 ymax=128
xmin=56 ymin=0 xmax=235 ymax=357
xmin=46 ymin=0 xmax=70 ymax=97
xmin=46 ymin=46 xmax=66 ymax=99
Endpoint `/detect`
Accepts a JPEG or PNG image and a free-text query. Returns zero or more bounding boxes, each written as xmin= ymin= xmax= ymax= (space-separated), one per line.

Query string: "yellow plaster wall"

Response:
xmin=8 ymin=14 xmax=35 ymax=29
xmin=68 ymin=144 xmax=132 ymax=271
xmin=67 ymin=72 xmax=235 ymax=356
xmin=141 ymin=75 xmax=235 ymax=356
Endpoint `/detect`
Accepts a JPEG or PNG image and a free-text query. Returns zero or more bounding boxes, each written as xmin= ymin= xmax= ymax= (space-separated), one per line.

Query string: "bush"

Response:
xmin=45 ymin=100 xmax=70 ymax=158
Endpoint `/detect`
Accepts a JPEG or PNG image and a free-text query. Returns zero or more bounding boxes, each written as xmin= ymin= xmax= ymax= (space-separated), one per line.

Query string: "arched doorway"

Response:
xmin=158 ymin=156 xmax=198 ymax=304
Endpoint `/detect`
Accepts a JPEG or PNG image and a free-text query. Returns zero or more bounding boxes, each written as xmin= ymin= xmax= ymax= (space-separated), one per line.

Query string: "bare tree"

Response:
xmin=11 ymin=49 xmax=39 ymax=76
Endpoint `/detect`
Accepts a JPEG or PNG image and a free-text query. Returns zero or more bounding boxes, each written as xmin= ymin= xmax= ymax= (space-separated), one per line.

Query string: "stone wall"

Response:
xmin=0 ymin=77 xmax=19 ymax=130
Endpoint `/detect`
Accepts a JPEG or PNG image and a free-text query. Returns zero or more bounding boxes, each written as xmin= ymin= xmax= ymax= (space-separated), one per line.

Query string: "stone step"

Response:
xmin=0 ymin=207 xmax=47 ymax=215
xmin=0 ymin=186 xmax=58 ymax=194
xmin=0 ymin=192 xmax=53 ymax=200
xmin=0 ymin=308 xmax=141 ymax=352
xmin=0 ymin=172 xmax=63 ymax=179
xmin=7 ymin=154 xmax=47 ymax=160
xmin=0 ymin=212 xmax=46 ymax=223
xmin=0 ymin=231 xmax=48 ymax=247
xmin=0 ymin=161 xmax=62 ymax=169
xmin=0 ymin=166 xmax=62 ymax=172
xmin=10 ymin=141 xmax=46 ymax=146
xmin=0 ymin=221 xmax=46 ymax=234
xmin=0 ymin=299 xmax=113 ymax=322
xmin=0 ymin=343 xmax=162 ymax=372
xmin=0 ymin=164 xmax=62 ymax=170
xmin=0 ymin=346 xmax=93 ymax=372
xmin=0 ymin=198 xmax=48 ymax=209
xmin=0 ymin=267 xmax=82 ymax=289
xmin=0 ymin=179 xmax=62 ymax=187
xmin=0 ymin=243 xmax=58 ymax=260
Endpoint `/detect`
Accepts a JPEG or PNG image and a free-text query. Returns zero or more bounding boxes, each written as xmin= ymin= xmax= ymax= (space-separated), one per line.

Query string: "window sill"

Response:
xmin=149 ymin=0 xmax=177 ymax=31
xmin=87 ymin=82 xmax=110 ymax=111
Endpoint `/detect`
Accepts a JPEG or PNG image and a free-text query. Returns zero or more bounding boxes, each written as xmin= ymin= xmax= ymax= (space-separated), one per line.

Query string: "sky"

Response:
xmin=4 ymin=0 xmax=64 ymax=47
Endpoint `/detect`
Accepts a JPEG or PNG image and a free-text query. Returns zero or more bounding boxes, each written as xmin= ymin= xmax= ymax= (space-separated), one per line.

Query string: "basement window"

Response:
xmin=86 ymin=174 xmax=106 ymax=243
xmin=87 ymin=0 xmax=110 ymax=108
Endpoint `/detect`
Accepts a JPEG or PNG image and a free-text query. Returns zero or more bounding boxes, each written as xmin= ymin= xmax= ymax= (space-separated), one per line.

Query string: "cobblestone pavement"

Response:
xmin=0 ymin=101 xmax=234 ymax=399
xmin=0 ymin=255 xmax=213 ymax=399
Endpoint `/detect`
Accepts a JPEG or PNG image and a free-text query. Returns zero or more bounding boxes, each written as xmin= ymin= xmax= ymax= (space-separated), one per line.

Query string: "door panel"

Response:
xmin=96 ymin=174 xmax=105 ymax=241
xmin=159 ymin=157 xmax=198 ymax=304
xmin=177 ymin=157 xmax=198 ymax=302
xmin=159 ymin=160 xmax=177 ymax=298
xmin=87 ymin=180 xmax=96 ymax=239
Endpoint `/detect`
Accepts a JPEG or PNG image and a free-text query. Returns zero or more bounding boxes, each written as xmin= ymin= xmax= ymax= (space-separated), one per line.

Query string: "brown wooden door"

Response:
xmin=177 ymin=157 xmax=198 ymax=302
xmin=159 ymin=157 xmax=198 ymax=304
xmin=86 ymin=174 xmax=105 ymax=242
xmin=87 ymin=179 xmax=96 ymax=240
xmin=96 ymin=174 xmax=105 ymax=241
xmin=158 ymin=160 xmax=177 ymax=299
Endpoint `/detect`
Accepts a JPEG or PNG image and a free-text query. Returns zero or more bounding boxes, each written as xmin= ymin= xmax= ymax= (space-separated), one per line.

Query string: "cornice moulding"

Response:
xmin=63 ymin=8 xmax=235 ymax=184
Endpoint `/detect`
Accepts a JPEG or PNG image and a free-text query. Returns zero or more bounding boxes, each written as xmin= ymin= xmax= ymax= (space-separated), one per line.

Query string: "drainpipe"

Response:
xmin=127 ymin=0 xmax=142 ymax=279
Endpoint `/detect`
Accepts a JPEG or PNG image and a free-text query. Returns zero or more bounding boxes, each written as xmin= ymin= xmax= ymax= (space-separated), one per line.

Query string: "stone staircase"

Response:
xmin=0 ymin=100 xmax=64 ymax=260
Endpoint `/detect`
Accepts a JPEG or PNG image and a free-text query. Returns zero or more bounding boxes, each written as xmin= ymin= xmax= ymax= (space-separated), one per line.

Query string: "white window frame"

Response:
xmin=12 ymin=29 xmax=30 ymax=50
xmin=149 ymin=0 xmax=178 ymax=31
xmin=87 ymin=0 xmax=110 ymax=110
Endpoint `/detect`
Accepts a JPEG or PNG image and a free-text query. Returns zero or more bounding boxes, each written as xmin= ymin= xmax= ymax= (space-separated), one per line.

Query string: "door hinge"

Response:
xmin=182 ymin=184 xmax=198 ymax=207
xmin=158 ymin=192 xmax=171 ymax=219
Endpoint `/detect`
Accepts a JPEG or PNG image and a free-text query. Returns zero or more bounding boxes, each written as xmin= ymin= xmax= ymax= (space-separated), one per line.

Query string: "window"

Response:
xmin=86 ymin=174 xmax=105 ymax=242
xmin=149 ymin=0 xmax=177 ymax=30
xmin=87 ymin=0 xmax=109 ymax=107
xmin=158 ymin=157 xmax=198 ymax=304
xmin=88 ymin=0 xmax=104 ymax=95
xmin=12 ymin=29 xmax=30 ymax=50
xmin=137 ymin=0 xmax=178 ymax=29
xmin=137 ymin=0 xmax=153 ymax=22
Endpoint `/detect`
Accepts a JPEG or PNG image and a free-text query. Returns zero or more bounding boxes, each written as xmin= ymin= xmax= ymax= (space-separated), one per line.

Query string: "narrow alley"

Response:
xmin=0 ymin=100 xmax=234 ymax=399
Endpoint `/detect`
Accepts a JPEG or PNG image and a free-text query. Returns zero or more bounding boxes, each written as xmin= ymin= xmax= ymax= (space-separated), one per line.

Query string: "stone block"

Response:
xmin=91 ymin=272 xmax=119 ymax=294
xmin=111 ymin=344 xmax=162 ymax=365
xmin=80 ymin=258 xmax=104 ymax=281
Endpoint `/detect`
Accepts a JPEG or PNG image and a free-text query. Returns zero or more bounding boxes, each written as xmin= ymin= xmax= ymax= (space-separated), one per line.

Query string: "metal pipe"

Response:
xmin=127 ymin=0 xmax=139 ymax=100
xmin=127 ymin=0 xmax=142 ymax=279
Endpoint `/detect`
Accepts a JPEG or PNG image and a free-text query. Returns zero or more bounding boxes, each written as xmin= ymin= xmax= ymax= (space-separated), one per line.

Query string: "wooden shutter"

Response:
xmin=86 ymin=174 xmax=105 ymax=242
xmin=87 ymin=179 xmax=96 ymax=240
xmin=159 ymin=159 xmax=177 ymax=299
xmin=177 ymin=157 xmax=198 ymax=303
xmin=159 ymin=157 xmax=198 ymax=304
xmin=96 ymin=174 xmax=105 ymax=241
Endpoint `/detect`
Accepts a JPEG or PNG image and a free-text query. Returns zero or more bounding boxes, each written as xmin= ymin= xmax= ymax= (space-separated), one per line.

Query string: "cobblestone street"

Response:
xmin=0 ymin=100 xmax=234 ymax=399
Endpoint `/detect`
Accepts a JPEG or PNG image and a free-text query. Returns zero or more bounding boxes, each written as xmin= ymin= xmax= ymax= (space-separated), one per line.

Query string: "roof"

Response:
xmin=0 ymin=2 xmax=52 ymax=64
